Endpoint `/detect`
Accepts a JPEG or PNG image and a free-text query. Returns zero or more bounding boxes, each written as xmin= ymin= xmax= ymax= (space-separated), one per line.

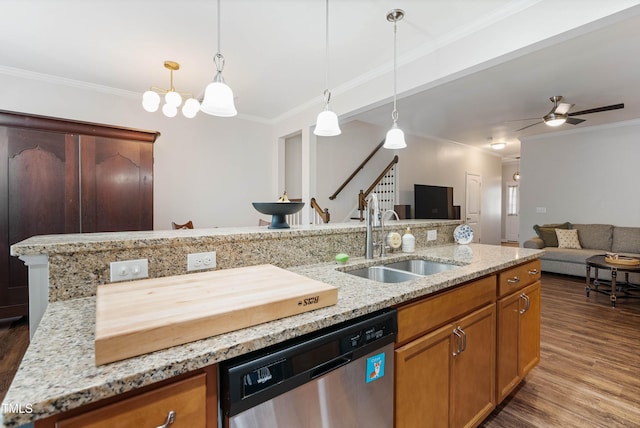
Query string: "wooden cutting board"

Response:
xmin=95 ymin=264 xmax=338 ymax=365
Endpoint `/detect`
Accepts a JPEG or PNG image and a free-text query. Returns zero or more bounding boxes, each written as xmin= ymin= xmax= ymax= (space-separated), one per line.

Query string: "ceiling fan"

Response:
xmin=514 ymin=96 xmax=624 ymax=132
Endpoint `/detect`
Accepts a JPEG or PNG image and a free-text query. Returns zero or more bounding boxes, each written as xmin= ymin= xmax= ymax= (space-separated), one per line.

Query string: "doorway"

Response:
xmin=465 ymin=172 xmax=482 ymax=243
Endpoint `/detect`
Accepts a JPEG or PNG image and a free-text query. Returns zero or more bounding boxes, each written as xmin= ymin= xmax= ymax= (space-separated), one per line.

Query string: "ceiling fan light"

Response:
xmin=165 ymin=91 xmax=182 ymax=107
xmin=544 ymin=113 xmax=567 ymax=127
xmin=314 ymin=109 xmax=341 ymax=136
xmin=200 ymin=78 xmax=237 ymax=117
xmin=182 ymin=98 xmax=200 ymax=118
xmin=384 ymin=124 xmax=406 ymax=149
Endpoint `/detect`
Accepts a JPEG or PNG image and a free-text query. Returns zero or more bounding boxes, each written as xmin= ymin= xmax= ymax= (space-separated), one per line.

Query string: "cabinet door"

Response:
xmin=395 ymin=323 xmax=453 ymax=428
xmin=56 ymin=373 xmax=206 ymax=428
xmin=80 ymin=135 xmax=153 ymax=232
xmin=450 ymin=304 xmax=496 ymax=428
xmin=519 ymin=281 xmax=541 ymax=377
xmin=0 ymin=128 xmax=79 ymax=318
xmin=496 ymin=291 xmax=521 ymax=402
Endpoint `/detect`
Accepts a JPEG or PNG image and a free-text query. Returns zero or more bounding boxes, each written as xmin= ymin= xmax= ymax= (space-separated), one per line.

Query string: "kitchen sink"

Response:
xmin=343 ymin=258 xmax=461 ymax=283
xmin=345 ymin=266 xmax=423 ymax=283
xmin=383 ymin=259 xmax=460 ymax=275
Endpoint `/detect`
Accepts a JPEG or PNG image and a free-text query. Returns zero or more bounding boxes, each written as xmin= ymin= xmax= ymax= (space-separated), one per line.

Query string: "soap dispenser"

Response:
xmin=402 ymin=227 xmax=415 ymax=253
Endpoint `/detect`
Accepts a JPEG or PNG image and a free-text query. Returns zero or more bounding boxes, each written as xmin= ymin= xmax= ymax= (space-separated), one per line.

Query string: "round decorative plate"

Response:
xmin=454 ymin=224 xmax=474 ymax=245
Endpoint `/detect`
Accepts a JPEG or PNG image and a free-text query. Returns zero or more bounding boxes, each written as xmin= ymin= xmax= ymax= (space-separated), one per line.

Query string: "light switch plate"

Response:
xmin=427 ymin=230 xmax=437 ymax=241
xmin=110 ymin=259 xmax=149 ymax=282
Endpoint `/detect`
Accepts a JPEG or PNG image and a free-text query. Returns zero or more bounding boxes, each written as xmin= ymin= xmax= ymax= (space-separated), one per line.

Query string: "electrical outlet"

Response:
xmin=188 ymin=251 xmax=216 ymax=272
xmin=427 ymin=230 xmax=437 ymax=241
xmin=110 ymin=259 xmax=149 ymax=282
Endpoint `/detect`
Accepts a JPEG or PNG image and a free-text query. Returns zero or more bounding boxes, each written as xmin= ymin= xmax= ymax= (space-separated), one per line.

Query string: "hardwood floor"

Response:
xmin=0 ymin=274 xmax=638 ymax=427
xmin=0 ymin=316 xmax=29 ymax=403
xmin=482 ymin=273 xmax=640 ymax=428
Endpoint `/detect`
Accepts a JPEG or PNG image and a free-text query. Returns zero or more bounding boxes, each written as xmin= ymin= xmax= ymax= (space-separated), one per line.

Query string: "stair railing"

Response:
xmin=285 ymin=198 xmax=330 ymax=226
xmin=329 ymin=140 xmax=384 ymax=200
xmin=310 ymin=198 xmax=330 ymax=223
xmin=356 ymin=155 xmax=399 ymax=221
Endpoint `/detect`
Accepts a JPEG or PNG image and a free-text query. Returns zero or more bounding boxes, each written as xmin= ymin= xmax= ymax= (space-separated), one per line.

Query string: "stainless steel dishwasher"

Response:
xmin=220 ymin=308 xmax=397 ymax=428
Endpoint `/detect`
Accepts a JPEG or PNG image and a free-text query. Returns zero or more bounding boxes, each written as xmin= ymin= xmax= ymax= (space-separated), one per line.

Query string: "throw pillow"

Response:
xmin=533 ymin=222 xmax=572 ymax=247
xmin=556 ymin=228 xmax=582 ymax=249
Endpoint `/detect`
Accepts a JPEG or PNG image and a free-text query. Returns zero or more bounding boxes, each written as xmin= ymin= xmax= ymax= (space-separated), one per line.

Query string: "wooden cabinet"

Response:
xmin=395 ymin=276 xmax=497 ymax=428
xmin=35 ymin=366 xmax=217 ymax=428
xmin=0 ymin=111 xmax=158 ymax=319
xmin=496 ymin=260 xmax=541 ymax=403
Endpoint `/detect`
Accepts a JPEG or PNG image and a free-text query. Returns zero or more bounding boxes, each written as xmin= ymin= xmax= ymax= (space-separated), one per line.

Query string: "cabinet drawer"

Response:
xmin=396 ymin=275 xmax=496 ymax=345
xmin=498 ymin=259 xmax=541 ymax=297
xmin=56 ymin=373 xmax=206 ymax=428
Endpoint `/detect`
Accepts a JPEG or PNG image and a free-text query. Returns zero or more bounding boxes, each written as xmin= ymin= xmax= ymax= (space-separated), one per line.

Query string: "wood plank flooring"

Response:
xmin=0 ymin=316 xmax=29 ymax=403
xmin=482 ymin=273 xmax=640 ymax=428
xmin=0 ymin=273 xmax=639 ymax=427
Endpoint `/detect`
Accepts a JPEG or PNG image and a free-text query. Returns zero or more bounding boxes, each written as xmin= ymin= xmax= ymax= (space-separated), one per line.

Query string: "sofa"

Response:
xmin=523 ymin=223 xmax=640 ymax=283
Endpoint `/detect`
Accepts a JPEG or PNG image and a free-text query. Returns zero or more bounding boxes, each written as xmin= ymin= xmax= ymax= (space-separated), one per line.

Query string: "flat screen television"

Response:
xmin=414 ymin=184 xmax=454 ymax=219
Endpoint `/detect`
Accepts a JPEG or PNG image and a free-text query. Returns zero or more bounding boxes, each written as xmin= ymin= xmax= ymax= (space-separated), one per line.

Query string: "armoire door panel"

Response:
xmin=80 ymin=136 xmax=153 ymax=232
xmin=1 ymin=128 xmax=80 ymax=318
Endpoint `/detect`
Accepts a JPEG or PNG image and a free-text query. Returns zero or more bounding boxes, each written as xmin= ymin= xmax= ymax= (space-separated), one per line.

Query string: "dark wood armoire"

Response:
xmin=0 ymin=111 xmax=159 ymax=319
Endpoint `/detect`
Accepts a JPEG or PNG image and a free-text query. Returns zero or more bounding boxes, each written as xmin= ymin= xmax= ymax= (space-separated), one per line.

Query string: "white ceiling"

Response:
xmin=2 ymin=0 xmax=640 ymax=160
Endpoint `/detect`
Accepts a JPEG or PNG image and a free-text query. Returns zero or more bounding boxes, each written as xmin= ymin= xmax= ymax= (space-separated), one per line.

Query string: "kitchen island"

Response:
xmin=2 ymin=222 xmax=543 ymax=427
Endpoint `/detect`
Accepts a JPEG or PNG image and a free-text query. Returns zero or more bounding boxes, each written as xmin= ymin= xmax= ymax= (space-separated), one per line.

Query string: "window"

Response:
xmin=507 ymin=185 xmax=519 ymax=216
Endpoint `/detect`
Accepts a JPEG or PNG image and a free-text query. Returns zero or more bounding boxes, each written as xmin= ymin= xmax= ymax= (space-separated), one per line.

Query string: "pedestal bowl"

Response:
xmin=252 ymin=202 xmax=305 ymax=229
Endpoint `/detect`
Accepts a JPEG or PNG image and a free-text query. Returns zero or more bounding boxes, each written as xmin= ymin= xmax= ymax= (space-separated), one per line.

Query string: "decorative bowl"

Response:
xmin=252 ymin=202 xmax=305 ymax=229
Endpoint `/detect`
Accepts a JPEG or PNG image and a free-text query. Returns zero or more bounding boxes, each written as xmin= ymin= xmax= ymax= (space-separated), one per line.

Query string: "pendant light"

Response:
xmin=383 ymin=9 xmax=406 ymax=149
xmin=513 ymin=157 xmax=521 ymax=181
xmin=200 ymin=0 xmax=237 ymax=117
xmin=314 ymin=0 xmax=341 ymax=136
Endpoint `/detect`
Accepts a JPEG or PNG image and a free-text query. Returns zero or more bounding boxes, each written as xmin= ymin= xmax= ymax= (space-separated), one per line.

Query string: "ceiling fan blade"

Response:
xmin=504 ymin=117 xmax=540 ymax=123
xmin=515 ymin=121 xmax=543 ymax=132
xmin=554 ymin=103 xmax=573 ymax=115
xmin=565 ymin=117 xmax=585 ymax=125
xmin=568 ymin=103 xmax=624 ymax=116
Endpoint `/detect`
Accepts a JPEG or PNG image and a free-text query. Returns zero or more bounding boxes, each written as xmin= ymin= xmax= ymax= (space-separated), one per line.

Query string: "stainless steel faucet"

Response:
xmin=365 ymin=193 xmax=380 ymax=259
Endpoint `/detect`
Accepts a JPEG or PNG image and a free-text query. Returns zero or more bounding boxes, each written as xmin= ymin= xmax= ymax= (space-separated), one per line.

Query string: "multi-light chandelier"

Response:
xmin=142 ymin=61 xmax=200 ymax=118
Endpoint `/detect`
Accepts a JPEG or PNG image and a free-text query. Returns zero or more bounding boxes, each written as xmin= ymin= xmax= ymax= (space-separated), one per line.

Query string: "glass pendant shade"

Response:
xmin=384 ymin=124 xmax=406 ymax=149
xmin=314 ymin=109 xmax=341 ymax=136
xmin=165 ymin=91 xmax=182 ymax=107
xmin=200 ymin=75 xmax=237 ymax=117
xmin=162 ymin=103 xmax=178 ymax=118
xmin=142 ymin=90 xmax=160 ymax=112
xmin=182 ymin=98 xmax=201 ymax=119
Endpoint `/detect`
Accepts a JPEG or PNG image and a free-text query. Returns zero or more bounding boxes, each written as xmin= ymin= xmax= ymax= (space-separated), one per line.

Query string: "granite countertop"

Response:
xmin=1 ymin=243 xmax=543 ymax=427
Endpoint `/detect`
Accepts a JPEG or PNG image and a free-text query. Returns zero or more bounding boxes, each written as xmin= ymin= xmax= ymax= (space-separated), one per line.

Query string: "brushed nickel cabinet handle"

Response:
xmin=156 ymin=410 xmax=176 ymax=428
xmin=452 ymin=328 xmax=463 ymax=357
xmin=507 ymin=276 xmax=520 ymax=284
xmin=519 ymin=293 xmax=530 ymax=314
xmin=528 ymin=269 xmax=539 ymax=275
xmin=458 ymin=327 xmax=467 ymax=353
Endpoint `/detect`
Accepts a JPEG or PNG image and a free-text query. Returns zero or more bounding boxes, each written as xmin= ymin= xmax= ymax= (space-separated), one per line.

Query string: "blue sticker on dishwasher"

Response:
xmin=366 ymin=352 xmax=385 ymax=383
